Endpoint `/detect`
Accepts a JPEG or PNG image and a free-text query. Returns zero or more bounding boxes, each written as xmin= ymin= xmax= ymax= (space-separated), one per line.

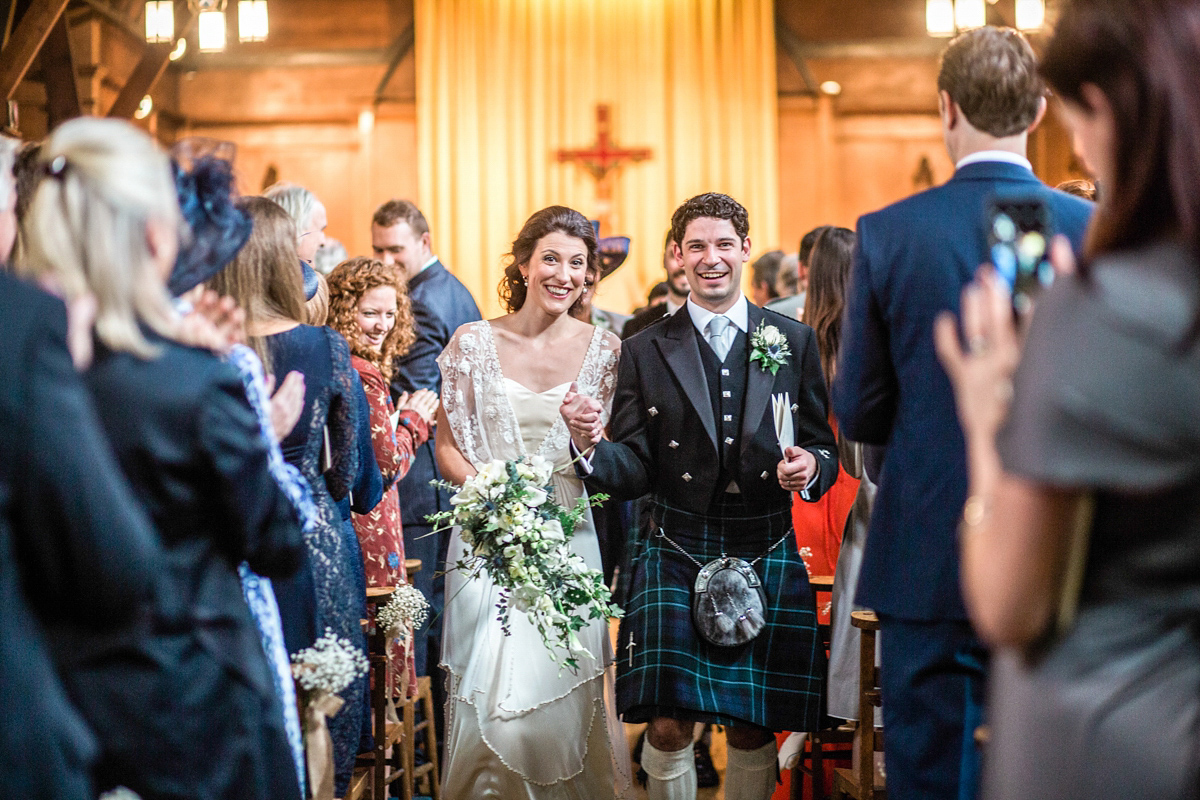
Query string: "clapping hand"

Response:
xmin=177 ymin=290 xmax=246 ymax=354
xmin=560 ymin=381 xmax=604 ymax=453
xmin=398 ymin=388 xmax=440 ymax=426
xmin=777 ymin=446 xmax=817 ymax=493
xmin=266 ymin=370 xmax=306 ymax=443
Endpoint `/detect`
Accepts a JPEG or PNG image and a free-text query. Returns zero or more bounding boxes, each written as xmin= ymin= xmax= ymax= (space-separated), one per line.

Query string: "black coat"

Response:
xmin=0 ymin=274 xmax=161 ymax=800
xmin=68 ymin=330 xmax=304 ymax=800
xmin=390 ymin=260 xmax=482 ymax=527
xmin=585 ymin=301 xmax=838 ymax=514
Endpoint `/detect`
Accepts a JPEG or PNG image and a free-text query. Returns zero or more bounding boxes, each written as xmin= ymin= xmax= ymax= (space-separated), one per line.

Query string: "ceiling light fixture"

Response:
xmin=144 ymin=1 xmax=174 ymax=42
xmin=238 ymin=0 xmax=268 ymax=42
xmin=1015 ymin=0 xmax=1045 ymax=31
xmin=925 ymin=0 xmax=956 ymax=36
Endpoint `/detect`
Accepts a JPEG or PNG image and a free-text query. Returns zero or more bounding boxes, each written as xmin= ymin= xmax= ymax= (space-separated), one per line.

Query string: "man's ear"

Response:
xmin=1027 ymin=95 xmax=1048 ymax=134
xmin=420 ymin=230 xmax=433 ymax=256
xmin=938 ymin=90 xmax=958 ymax=129
xmin=741 ymin=236 xmax=752 ymax=262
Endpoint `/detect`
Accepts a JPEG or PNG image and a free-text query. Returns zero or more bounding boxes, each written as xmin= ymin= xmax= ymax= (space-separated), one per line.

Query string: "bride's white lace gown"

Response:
xmin=435 ymin=321 xmax=632 ymax=800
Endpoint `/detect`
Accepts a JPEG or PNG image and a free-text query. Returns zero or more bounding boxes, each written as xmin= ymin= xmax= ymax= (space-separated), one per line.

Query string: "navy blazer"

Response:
xmin=0 ymin=275 xmax=162 ymax=799
xmin=834 ymin=160 xmax=1093 ymax=621
xmin=390 ymin=260 xmax=482 ymax=526
xmin=586 ymin=302 xmax=839 ymax=514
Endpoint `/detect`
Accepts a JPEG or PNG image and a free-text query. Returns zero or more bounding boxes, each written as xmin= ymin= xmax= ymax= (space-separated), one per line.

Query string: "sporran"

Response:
xmin=656 ymin=527 xmax=789 ymax=648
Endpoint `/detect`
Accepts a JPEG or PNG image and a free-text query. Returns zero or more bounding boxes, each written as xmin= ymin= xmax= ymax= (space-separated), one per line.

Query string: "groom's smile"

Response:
xmin=677 ymin=216 xmax=752 ymax=313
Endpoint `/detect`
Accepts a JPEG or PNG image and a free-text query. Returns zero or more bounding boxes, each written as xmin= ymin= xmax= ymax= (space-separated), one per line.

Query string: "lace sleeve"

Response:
xmin=325 ymin=328 xmax=361 ymax=500
xmin=580 ymin=329 xmax=621 ymax=426
xmin=227 ymin=344 xmax=318 ymax=531
xmin=435 ymin=322 xmax=486 ymax=465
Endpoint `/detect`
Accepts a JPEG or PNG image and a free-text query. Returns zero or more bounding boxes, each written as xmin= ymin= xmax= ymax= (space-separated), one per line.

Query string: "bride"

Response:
xmin=434 ymin=206 xmax=631 ymax=799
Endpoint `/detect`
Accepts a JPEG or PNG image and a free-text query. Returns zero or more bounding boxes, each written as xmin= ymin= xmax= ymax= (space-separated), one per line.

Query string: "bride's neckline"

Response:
xmin=482 ymin=320 xmax=603 ymax=394
xmin=503 ymin=377 xmax=572 ymax=395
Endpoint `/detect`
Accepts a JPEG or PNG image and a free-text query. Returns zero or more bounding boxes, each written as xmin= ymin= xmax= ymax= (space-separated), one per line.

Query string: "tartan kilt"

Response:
xmin=616 ymin=499 xmax=825 ymax=732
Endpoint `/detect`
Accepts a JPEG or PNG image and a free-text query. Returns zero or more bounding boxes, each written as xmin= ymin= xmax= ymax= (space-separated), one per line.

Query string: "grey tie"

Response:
xmin=707 ymin=314 xmax=732 ymax=362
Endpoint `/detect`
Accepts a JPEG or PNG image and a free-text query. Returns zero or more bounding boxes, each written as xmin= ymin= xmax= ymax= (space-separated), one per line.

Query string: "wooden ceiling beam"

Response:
xmin=107 ymin=0 xmax=193 ymax=118
xmin=0 ymin=0 xmax=69 ymax=100
xmin=43 ymin=14 xmax=80 ymax=126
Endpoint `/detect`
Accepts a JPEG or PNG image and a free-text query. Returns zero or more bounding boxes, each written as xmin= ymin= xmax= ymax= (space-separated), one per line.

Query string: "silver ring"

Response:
xmin=968 ymin=336 xmax=990 ymax=356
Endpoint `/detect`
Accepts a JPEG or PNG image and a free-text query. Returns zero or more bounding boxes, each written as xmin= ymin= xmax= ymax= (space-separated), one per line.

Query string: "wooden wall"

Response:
xmin=9 ymin=0 xmax=1089 ymax=310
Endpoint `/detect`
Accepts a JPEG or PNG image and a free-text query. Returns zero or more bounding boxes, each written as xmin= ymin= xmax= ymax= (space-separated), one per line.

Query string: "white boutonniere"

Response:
xmin=750 ymin=322 xmax=791 ymax=375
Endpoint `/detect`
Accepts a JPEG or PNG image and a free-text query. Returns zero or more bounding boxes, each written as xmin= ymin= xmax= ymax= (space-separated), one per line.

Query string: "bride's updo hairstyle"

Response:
xmin=498 ymin=205 xmax=597 ymax=313
xmin=19 ymin=117 xmax=181 ymax=358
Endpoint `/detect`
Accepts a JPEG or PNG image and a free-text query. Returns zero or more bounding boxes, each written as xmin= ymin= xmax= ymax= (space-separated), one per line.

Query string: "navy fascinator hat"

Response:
xmin=168 ymin=139 xmax=253 ymax=297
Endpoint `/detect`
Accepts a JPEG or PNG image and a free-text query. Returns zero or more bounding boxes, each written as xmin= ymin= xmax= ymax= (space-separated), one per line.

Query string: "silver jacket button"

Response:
xmin=648 ymin=406 xmax=658 ymax=416
xmin=682 ymin=473 xmax=692 ymax=482
xmin=668 ymin=440 xmax=679 ymax=448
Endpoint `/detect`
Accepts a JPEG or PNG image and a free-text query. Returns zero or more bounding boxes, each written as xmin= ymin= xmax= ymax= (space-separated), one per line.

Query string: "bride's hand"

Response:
xmin=561 ymin=381 xmax=604 ymax=451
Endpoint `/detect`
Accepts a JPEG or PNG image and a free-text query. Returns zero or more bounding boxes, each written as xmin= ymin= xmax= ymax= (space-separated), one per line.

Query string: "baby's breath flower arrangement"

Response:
xmin=375 ymin=583 xmax=429 ymax=639
xmin=429 ymin=455 xmax=622 ymax=671
xmin=291 ymin=629 xmax=369 ymax=698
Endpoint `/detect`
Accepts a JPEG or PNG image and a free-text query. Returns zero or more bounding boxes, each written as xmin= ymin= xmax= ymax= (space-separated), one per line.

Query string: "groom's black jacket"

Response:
xmin=582 ymin=301 xmax=837 ymax=513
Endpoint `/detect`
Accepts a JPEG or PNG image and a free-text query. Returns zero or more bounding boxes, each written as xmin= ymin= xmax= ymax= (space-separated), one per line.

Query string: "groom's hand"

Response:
xmin=561 ymin=381 xmax=604 ymax=452
xmin=777 ymin=446 xmax=817 ymax=493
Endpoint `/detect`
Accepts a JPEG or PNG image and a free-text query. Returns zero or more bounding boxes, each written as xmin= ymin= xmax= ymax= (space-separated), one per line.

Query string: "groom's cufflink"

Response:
xmin=669 ymin=440 xmax=679 ymax=448
xmin=648 ymin=406 xmax=658 ymax=416
xmin=682 ymin=473 xmax=692 ymax=482
xmin=761 ymin=471 xmax=770 ymax=480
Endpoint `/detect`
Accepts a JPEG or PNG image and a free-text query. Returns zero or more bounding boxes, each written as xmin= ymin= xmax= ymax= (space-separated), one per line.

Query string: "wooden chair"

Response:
xmin=792 ymin=575 xmax=854 ymax=800
xmin=399 ymin=675 xmax=442 ymax=799
xmin=831 ymin=610 xmax=885 ymax=800
xmin=356 ymin=586 xmax=407 ymax=800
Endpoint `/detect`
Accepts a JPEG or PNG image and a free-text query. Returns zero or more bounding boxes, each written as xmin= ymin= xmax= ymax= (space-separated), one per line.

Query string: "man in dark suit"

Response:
xmin=622 ymin=231 xmax=690 ymax=340
xmin=371 ymin=199 xmax=482 ymax=684
xmin=833 ymin=27 xmax=1093 ymax=800
xmin=564 ymin=193 xmax=838 ymax=800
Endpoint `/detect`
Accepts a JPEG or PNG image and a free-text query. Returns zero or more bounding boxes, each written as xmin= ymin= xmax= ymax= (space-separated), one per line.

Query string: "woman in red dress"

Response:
xmin=327 ymin=256 xmax=439 ymax=695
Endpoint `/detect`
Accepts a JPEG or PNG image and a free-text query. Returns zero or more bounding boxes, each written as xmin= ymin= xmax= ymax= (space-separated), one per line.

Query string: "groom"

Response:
xmin=563 ymin=193 xmax=838 ymax=799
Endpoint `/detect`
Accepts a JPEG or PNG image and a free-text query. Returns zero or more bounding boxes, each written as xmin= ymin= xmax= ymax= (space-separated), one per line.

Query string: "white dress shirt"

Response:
xmin=955 ymin=150 xmax=1033 ymax=172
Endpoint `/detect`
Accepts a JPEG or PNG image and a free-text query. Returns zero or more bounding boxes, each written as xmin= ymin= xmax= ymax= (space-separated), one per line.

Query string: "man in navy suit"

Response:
xmin=833 ymin=28 xmax=1092 ymax=800
xmin=371 ymin=199 xmax=482 ymax=685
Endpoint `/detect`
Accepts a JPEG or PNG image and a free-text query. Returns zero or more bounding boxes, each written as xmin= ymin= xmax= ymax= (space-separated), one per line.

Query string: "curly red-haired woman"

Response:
xmin=327 ymin=256 xmax=438 ymax=695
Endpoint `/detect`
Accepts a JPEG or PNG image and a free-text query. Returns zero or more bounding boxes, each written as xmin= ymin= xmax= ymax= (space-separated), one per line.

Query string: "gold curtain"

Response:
xmin=416 ymin=0 xmax=779 ymax=318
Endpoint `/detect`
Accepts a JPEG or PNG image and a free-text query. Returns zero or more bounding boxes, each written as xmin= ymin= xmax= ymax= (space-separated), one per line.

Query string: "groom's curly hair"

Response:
xmin=670 ymin=193 xmax=750 ymax=248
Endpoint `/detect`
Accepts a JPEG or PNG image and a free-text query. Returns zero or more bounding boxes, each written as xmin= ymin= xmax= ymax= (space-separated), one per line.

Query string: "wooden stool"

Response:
xmin=793 ymin=575 xmax=854 ymax=800
xmin=832 ymin=611 xmax=885 ymax=800
xmin=395 ymin=675 xmax=441 ymax=800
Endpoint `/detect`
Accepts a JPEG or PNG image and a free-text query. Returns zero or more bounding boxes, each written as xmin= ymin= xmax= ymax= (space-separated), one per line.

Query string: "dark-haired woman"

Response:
xmin=327 ymin=256 xmax=438 ymax=696
xmin=934 ymin=1 xmax=1200 ymax=797
xmin=434 ymin=206 xmax=630 ymax=798
xmin=794 ymin=227 xmax=884 ymax=724
xmin=207 ymin=196 xmax=367 ymax=798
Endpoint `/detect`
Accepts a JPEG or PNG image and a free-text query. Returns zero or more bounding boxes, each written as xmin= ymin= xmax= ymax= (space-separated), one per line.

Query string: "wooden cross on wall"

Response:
xmin=556 ymin=104 xmax=651 ymax=232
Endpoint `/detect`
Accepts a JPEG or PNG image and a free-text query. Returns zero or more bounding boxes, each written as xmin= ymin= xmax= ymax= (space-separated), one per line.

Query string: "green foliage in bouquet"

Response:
xmin=429 ymin=456 xmax=623 ymax=671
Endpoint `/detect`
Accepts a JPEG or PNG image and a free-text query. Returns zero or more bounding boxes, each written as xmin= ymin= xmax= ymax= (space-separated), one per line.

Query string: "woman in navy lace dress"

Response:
xmin=208 ymin=196 xmax=367 ymax=797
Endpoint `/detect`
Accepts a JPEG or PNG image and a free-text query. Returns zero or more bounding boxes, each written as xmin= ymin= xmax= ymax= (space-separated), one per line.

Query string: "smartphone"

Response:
xmin=987 ymin=196 xmax=1055 ymax=314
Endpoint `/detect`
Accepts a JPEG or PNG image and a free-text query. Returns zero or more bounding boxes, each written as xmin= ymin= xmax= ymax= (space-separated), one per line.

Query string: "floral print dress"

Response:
xmin=350 ymin=355 xmax=430 ymax=697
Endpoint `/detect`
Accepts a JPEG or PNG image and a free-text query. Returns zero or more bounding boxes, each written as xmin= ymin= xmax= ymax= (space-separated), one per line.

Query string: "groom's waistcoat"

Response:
xmin=582 ymin=303 xmax=839 ymax=517
xmin=696 ymin=325 xmax=749 ymax=503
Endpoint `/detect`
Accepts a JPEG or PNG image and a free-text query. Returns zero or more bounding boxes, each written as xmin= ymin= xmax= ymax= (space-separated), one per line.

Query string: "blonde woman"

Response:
xmin=17 ymin=117 xmax=303 ymax=800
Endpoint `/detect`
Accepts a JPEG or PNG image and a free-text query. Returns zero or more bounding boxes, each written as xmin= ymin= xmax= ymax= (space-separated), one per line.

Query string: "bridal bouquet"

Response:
xmin=430 ymin=456 xmax=622 ymax=671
